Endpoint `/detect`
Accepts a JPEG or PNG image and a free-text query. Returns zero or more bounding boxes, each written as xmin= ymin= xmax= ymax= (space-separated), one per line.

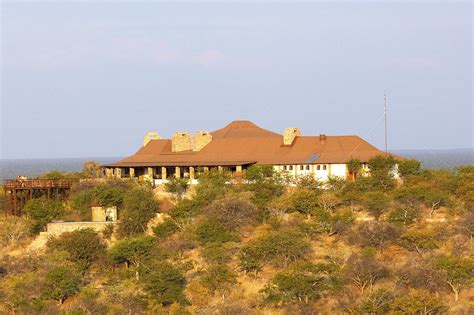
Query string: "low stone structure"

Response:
xmin=91 ymin=206 xmax=118 ymax=222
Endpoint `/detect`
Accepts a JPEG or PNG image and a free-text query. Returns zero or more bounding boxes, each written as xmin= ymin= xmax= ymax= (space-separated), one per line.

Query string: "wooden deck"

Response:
xmin=4 ymin=179 xmax=75 ymax=189
xmin=3 ymin=179 xmax=76 ymax=216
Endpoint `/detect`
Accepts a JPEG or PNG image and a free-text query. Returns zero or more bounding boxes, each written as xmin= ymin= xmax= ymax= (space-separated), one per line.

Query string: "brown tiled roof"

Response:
xmin=105 ymin=120 xmax=387 ymax=167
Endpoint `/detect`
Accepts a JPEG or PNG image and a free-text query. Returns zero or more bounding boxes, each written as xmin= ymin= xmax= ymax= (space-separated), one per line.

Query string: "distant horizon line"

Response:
xmin=1 ymin=147 xmax=472 ymax=161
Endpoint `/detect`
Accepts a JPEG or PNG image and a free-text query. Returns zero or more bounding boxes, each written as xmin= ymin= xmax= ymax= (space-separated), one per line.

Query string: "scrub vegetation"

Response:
xmin=0 ymin=157 xmax=473 ymax=314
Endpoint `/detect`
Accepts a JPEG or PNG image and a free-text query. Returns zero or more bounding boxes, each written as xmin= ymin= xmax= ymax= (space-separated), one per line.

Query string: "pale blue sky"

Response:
xmin=1 ymin=1 xmax=472 ymax=159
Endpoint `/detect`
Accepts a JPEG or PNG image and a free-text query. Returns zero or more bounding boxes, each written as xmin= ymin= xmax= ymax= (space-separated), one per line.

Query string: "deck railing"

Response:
xmin=4 ymin=179 xmax=76 ymax=189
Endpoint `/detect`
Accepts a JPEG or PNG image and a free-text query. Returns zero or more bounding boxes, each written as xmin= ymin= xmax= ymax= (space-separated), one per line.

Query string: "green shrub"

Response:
xmin=47 ymin=228 xmax=106 ymax=267
xmin=361 ymin=191 xmax=390 ymax=220
xmin=108 ymin=236 xmax=161 ymax=270
xmin=153 ymin=218 xmax=179 ymax=239
xmin=358 ymin=289 xmax=393 ymax=314
xmin=398 ymin=159 xmax=421 ymax=177
xmin=24 ymin=197 xmax=66 ymax=234
xmin=239 ymin=228 xmax=311 ymax=274
xmin=200 ymin=263 xmax=237 ymax=295
xmin=390 ymin=289 xmax=446 ymax=314
xmin=144 ymin=262 xmax=187 ymax=306
xmin=69 ymin=191 xmax=94 ymax=221
xmin=262 ymin=262 xmax=335 ymax=305
xmin=41 ymin=266 xmax=82 ymax=305
xmin=205 ymin=196 xmax=260 ymax=230
xmin=117 ymin=186 xmax=158 ymax=238
xmin=194 ymin=218 xmax=238 ymax=245
xmin=165 ymin=177 xmax=189 ymax=198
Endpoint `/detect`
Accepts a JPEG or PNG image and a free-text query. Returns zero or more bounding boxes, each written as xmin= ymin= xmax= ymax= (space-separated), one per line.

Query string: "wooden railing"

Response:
xmin=4 ymin=179 xmax=76 ymax=189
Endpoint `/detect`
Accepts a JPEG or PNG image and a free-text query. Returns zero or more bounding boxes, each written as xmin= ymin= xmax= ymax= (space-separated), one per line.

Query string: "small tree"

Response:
xmin=239 ymin=228 xmax=311 ymax=276
xmin=317 ymin=192 xmax=341 ymax=213
xmin=205 ymin=196 xmax=260 ymax=231
xmin=291 ymin=189 xmax=320 ymax=216
xmin=200 ymin=263 xmax=237 ymax=300
xmin=352 ymin=221 xmax=400 ymax=250
xmin=398 ymin=159 xmax=421 ymax=177
xmin=388 ymin=206 xmax=419 ymax=227
xmin=144 ymin=262 xmax=187 ymax=306
xmin=0 ymin=216 xmax=32 ymax=247
xmin=69 ymin=191 xmax=94 ymax=221
xmin=92 ymin=181 xmax=131 ymax=208
xmin=41 ymin=266 xmax=82 ymax=305
xmin=397 ymin=262 xmax=445 ymax=293
xmin=108 ymin=236 xmax=161 ymax=280
xmin=262 ymin=263 xmax=331 ymax=305
xmin=153 ymin=218 xmax=179 ymax=239
xmin=24 ymin=197 xmax=65 ymax=234
xmin=244 ymin=165 xmax=285 ymax=208
xmin=434 ymin=255 xmax=474 ymax=301
xmin=294 ymin=174 xmax=322 ymax=190
xmin=47 ymin=228 xmax=106 ymax=268
xmin=422 ymin=188 xmax=450 ymax=217
xmin=117 ymin=186 xmax=158 ymax=238
xmin=344 ymin=252 xmax=388 ymax=293
xmin=390 ymin=289 xmax=446 ymax=314
xmin=400 ymin=228 xmax=439 ymax=257
xmin=194 ymin=217 xmax=238 ymax=245
xmin=347 ymin=158 xmax=362 ymax=181
xmin=165 ymin=177 xmax=189 ymax=199
xmin=81 ymin=161 xmax=101 ymax=178
xmin=358 ymin=289 xmax=393 ymax=314
xmin=361 ymin=191 xmax=390 ymax=220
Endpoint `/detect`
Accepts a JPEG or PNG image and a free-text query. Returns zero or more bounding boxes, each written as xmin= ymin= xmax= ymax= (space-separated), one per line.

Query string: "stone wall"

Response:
xmin=193 ymin=131 xmax=213 ymax=151
xmin=283 ymin=128 xmax=301 ymax=145
xmin=46 ymin=221 xmax=114 ymax=237
xmin=171 ymin=132 xmax=192 ymax=152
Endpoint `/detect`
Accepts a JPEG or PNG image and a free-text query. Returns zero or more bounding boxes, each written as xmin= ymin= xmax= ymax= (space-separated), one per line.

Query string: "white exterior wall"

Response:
xmin=275 ymin=163 xmax=348 ymax=182
xmin=330 ymin=164 xmax=347 ymax=179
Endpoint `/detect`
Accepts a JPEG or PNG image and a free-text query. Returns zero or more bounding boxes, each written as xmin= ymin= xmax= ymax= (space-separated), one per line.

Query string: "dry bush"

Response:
xmin=0 ymin=216 xmax=32 ymax=247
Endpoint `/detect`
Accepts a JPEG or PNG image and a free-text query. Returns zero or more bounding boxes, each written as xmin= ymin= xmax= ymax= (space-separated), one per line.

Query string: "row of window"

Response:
xmin=282 ymin=164 xmax=328 ymax=171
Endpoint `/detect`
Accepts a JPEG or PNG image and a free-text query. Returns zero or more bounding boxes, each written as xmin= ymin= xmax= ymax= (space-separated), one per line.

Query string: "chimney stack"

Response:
xmin=143 ymin=132 xmax=161 ymax=147
xmin=283 ymin=128 xmax=301 ymax=146
xmin=319 ymin=134 xmax=327 ymax=143
xmin=171 ymin=132 xmax=192 ymax=152
xmin=193 ymin=131 xmax=212 ymax=151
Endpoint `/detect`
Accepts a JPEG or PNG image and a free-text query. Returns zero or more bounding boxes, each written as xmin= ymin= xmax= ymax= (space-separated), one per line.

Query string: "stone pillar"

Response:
xmin=147 ymin=167 xmax=153 ymax=178
xmin=204 ymin=167 xmax=209 ymax=173
xmin=190 ymin=167 xmax=195 ymax=180
xmin=218 ymin=166 xmax=223 ymax=173
xmin=105 ymin=168 xmax=112 ymax=177
xmin=175 ymin=167 xmax=181 ymax=178
xmin=115 ymin=168 xmax=122 ymax=178
xmin=236 ymin=165 xmax=242 ymax=174
xmin=162 ymin=167 xmax=167 ymax=180
xmin=130 ymin=168 xmax=135 ymax=178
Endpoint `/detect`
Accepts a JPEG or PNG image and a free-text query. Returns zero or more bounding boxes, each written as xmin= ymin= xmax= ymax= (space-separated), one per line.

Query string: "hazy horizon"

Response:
xmin=1 ymin=1 xmax=472 ymax=159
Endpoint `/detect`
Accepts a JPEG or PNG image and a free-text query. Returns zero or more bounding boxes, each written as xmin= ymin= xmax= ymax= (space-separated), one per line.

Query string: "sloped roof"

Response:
xmin=106 ymin=120 xmax=387 ymax=167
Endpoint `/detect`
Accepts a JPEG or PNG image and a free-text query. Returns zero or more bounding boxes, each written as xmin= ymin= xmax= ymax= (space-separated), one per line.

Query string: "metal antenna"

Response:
xmin=384 ymin=91 xmax=388 ymax=155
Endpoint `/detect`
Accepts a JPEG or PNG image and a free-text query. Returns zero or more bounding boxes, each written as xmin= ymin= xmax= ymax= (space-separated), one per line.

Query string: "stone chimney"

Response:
xmin=171 ymin=132 xmax=192 ymax=152
xmin=143 ymin=132 xmax=161 ymax=146
xmin=283 ymin=128 xmax=301 ymax=145
xmin=319 ymin=134 xmax=327 ymax=144
xmin=193 ymin=131 xmax=212 ymax=151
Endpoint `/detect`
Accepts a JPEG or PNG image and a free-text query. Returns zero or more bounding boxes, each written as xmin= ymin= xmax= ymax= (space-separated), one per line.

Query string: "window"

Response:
xmin=317 ymin=165 xmax=321 ymax=170
xmin=323 ymin=165 xmax=327 ymax=170
xmin=283 ymin=165 xmax=287 ymax=170
xmin=289 ymin=165 xmax=293 ymax=170
xmin=300 ymin=165 xmax=304 ymax=170
xmin=306 ymin=165 xmax=310 ymax=170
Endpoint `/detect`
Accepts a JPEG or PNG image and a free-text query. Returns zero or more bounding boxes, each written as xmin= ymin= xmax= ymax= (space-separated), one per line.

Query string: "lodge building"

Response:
xmin=102 ymin=120 xmax=387 ymax=185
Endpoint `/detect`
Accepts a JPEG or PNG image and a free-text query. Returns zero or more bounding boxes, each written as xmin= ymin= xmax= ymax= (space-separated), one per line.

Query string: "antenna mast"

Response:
xmin=384 ymin=91 xmax=388 ymax=155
